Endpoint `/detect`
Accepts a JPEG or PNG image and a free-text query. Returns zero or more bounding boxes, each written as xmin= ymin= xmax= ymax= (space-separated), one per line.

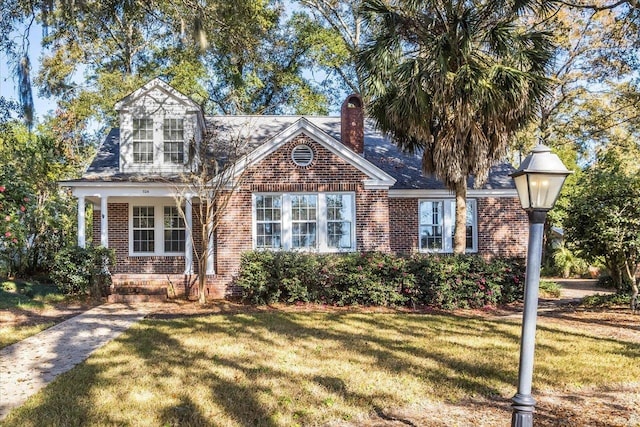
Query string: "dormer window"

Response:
xmin=116 ymin=78 xmax=205 ymax=174
xmin=163 ymin=118 xmax=184 ymax=164
xmin=133 ymin=118 xmax=154 ymax=164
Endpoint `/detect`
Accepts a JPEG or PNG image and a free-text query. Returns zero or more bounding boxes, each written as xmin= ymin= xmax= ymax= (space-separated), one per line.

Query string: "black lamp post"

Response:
xmin=510 ymin=143 xmax=572 ymax=427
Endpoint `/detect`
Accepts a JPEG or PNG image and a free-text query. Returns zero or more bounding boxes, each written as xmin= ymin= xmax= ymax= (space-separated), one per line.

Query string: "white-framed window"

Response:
xmin=252 ymin=192 xmax=356 ymax=252
xmin=128 ymin=116 xmax=189 ymax=170
xmin=326 ymin=194 xmax=354 ymax=249
xmin=130 ymin=202 xmax=187 ymax=256
xmin=132 ymin=206 xmax=155 ymax=252
xmin=419 ymin=199 xmax=477 ymax=253
xmin=255 ymin=195 xmax=282 ymax=249
xmin=132 ymin=118 xmax=154 ymax=164
xmin=291 ymin=195 xmax=318 ymax=249
xmin=164 ymin=206 xmax=186 ymax=253
xmin=163 ymin=118 xmax=184 ymax=164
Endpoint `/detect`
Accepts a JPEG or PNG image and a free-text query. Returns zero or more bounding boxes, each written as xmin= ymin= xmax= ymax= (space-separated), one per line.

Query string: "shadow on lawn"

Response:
xmin=2 ymin=310 xmax=638 ymax=426
xmin=540 ymin=309 xmax=640 ymax=334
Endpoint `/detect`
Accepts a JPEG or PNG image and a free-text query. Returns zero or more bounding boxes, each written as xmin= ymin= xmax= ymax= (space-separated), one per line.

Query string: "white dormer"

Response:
xmin=115 ymin=78 xmax=205 ymax=175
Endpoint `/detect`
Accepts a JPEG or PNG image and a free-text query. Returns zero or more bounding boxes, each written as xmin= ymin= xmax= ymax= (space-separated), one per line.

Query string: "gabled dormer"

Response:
xmin=114 ymin=78 xmax=205 ymax=175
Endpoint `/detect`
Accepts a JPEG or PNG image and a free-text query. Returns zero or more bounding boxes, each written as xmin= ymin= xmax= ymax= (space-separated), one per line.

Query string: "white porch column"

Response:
xmin=206 ymin=221 xmax=215 ymax=275
xmin=100 ymin=196 xmax=109 ymax=247
xmin=77 ymin=195 xmax=86 ymax=248
xmin=184 ymin=196 xmax=194 ymax=275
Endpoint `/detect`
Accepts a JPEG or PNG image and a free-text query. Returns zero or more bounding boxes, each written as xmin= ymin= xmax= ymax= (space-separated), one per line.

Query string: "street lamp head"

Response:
xmin=511 ymin=144 xmax=573 ymax=211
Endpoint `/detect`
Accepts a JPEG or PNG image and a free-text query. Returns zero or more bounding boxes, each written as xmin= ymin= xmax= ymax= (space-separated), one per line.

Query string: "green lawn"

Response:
xmin=2 ymin=311 xmax=638 ymax=426
xmin=0 ymin=280 xmax=66 ymax=310
xmin=0 ymin=280 xmax=68 ymax=349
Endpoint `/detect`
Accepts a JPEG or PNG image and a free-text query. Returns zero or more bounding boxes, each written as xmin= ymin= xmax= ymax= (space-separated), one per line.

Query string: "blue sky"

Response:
xmin=1 ymin=22 xmax=56 ymax=120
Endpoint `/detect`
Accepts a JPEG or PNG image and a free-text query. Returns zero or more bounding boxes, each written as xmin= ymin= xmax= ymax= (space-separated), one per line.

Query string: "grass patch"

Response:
xmin=0 ymin=280 xmax=71 ymax=349
xmin=2 ymin=312 xmax=638 ymax=426
xmin=539 ymin=280 xmax=562 ymax=298
xmin=0 ymin=323 xmax=56 ymax=349
xmin=0 ymin=280 xmax=66 ymax=310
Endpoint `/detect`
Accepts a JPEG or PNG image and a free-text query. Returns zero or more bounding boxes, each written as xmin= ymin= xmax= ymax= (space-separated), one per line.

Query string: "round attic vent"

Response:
xmin=291 ymin=144 xmax=314 ymax=167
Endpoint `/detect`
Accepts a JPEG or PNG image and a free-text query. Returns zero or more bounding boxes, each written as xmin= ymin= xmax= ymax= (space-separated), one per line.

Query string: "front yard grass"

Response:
xmin=2 ymin=311 xmax=638 ymax=426
xmin=0 ymin=280 xmax=66 ymax=310
xmin=0 ymin=280 xmax=80 ymax=349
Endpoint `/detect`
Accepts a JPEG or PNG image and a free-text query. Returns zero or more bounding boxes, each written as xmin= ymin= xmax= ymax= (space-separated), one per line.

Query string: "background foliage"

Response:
xmin=564 ymin=139 xmax=640 ymax=291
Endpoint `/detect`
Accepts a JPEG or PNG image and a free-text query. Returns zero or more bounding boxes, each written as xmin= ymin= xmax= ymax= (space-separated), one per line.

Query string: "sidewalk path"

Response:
xmin=0 ymin=303 xmax=148 ymax=420
xmin=547 ymin=278 xmax=614 ymax=304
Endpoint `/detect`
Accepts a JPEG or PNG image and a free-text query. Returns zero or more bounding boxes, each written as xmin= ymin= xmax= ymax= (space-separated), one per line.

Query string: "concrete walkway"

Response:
xmin=0 ymin=304 xmax=148 ymax=420
xmin=551 ymin=278 xmax=614 ymax=302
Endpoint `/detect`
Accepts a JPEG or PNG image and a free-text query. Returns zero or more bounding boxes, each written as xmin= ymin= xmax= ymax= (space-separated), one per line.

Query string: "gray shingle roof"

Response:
xmin=79 ymin=115 xmax=516 ymax=190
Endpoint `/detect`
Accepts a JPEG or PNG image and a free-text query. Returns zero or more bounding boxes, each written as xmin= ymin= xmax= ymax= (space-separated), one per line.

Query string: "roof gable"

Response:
xmin=114 ymin=78 xmax=202 ymax=113
xmin=226 ymin=118 xmax=396 ymax=189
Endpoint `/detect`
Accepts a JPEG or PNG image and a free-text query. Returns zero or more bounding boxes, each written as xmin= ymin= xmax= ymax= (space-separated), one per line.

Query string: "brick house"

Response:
xmin=61 ymin=78 xmax=528 ymax=300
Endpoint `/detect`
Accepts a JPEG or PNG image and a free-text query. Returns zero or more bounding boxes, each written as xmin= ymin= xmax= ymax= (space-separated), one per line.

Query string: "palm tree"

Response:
xmin=358 ymin=0 xmax=556 ymax=253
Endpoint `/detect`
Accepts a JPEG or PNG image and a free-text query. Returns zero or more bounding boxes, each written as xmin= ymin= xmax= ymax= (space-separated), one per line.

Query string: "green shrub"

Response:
xmin=582 ymin=292 xmax=630 ymax=308
xmin=551 ymin=246 xmax=589 ymax=278
xmin=539 ymin=280 xmax=562 ymax=298
xmin=51 ymin=246 xmax=116 ymax=297
xmin=407 ymin=255 xmax=524 ymax=309
xmin=236 ymin=251 xmax=524 ymax=309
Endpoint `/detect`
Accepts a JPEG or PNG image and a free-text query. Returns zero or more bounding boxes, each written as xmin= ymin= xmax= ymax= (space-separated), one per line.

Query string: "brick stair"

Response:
xmin=107 ymin=285 xmax=168 ymax=303
xmin=107 ymin=274 xmax=197 ymax=301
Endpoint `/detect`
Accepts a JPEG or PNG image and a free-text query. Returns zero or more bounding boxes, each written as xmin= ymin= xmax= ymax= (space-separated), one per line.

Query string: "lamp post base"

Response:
xmin=511 ymin=393 xmax=536 ymax=427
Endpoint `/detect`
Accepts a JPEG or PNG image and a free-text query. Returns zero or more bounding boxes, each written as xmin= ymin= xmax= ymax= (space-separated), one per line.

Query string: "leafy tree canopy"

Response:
xmin=357 ymin=0 xmax=556 ymax=253
xmin=0 ymin=120 xmax=81 ymax=277
xmin=564 ymin=138 xmax=640 ymax=292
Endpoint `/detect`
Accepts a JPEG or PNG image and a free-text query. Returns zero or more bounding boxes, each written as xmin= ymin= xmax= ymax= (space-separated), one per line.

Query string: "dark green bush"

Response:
xmin=236 ymin=251 xmax=525 ymax=309
xmin=51 ymin=246 xmax=116 ymax=297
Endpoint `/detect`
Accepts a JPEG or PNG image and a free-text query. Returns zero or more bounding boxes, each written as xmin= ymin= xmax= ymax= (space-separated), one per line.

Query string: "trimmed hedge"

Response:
xmin=236 ymin=251 xmax=525 ymax=309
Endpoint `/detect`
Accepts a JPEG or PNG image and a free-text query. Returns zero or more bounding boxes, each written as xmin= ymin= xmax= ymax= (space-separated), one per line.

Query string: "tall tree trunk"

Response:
xmin=454 ymin=180 xmax=467 ymax=254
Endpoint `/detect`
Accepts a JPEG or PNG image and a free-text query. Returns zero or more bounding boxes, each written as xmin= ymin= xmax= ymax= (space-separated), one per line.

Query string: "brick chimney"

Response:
xmin=341 ymin=94 xmax=364 ymax=155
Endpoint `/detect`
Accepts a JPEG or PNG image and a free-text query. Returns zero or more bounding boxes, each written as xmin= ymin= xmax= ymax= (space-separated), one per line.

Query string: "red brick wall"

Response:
xmin=105 ymin=202 xmax=188 ymax=275
xmin=389 ymin=198 xmax=419 ymax=253
xmin=388 ymin=196 xmax=528 ymax=258
xmin=210 ymin=133 xmax=390 ymax=295
xmin=477 ymin=197 xmax=528 ymax=258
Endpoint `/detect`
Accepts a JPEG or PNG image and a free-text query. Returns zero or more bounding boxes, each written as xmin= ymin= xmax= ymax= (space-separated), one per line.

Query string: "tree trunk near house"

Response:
xmin=454 ymin=181 xmax=467 ymax=254
xmin=198 ymin=257 xmax=207 ymax=304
